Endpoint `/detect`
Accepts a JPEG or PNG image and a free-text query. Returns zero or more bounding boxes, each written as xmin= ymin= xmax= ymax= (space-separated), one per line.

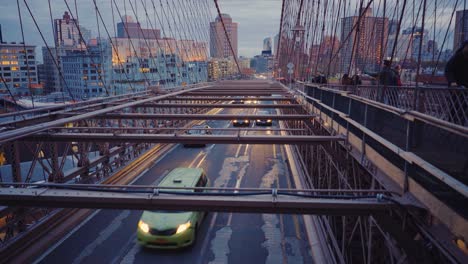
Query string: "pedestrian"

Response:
xmin=341 ymin=74 xmax=353 ymax=85
xmin=379 ymin=59 xmax=398 ymax=86
xmin=351 ymin=74 xmax=362 ymax=85
xmin=394 ymin=65 xmax=402 ymax=86
xmin=445 ymin=41 xmax=468 ymax=88
xmin=378 ymin=59 xmax=398 ymax=105
xmin=444 ymin=41 xmax=468 ymax=125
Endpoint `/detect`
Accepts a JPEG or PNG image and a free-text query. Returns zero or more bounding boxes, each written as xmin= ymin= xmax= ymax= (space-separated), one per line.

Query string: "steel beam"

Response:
xmin=185 ymin=92 xmax=286 ymax=96
xmin=0 ymin=187 xmax=406 ymax=215
xmin=115 ymin=103 xmax=302 ymax=108
xmin=169 ymin=96 xmax=294 ymax=101
xmin=27 ymin=133 xmax=344 ymax=144
xmin=60 ymin=113 xmax=315 ymax=120
xmin=55 ymin=127 xmax=307 ymax=132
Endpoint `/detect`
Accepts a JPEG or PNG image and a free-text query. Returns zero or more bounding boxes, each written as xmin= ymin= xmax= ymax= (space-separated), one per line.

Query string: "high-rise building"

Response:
xmin=47 ymin=11 xmax=87 ymax=95
xmin=263 ymin=37 xmax=272 ymax=53
xmin=340 ymin=8 xmax=388 ymax=73
xmin=117 ymin=15 xmax=160 ymax=40
xmin=54 ymin=11 xmax=83 ymax=48
xmin=454 ymin=10 xmax=468 ymax=50
xmin=210 ymin=14 xmax=238 ymax=58
xmin=0 ymin=42 xmax=41 ymax=96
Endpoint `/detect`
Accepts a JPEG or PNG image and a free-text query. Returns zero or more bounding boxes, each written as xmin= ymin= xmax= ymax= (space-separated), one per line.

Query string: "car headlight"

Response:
xmin=267 ymin=119 xmax=272 ymax=122
xmin=233 ymin=120 xmax=238 ymax=123
xmin=256 ymin=119 xmax=261 ymax=122
xmin=244 ymin=120 xmax=249 ymax=122
xmin=176 ymin=221 xmax=191 ymax=234
xmin=138 ymin=220 xmax=149 ymax=233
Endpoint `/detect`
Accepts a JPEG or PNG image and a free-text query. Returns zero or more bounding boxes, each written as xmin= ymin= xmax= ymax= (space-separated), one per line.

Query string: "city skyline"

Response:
xmin=0 ymin=0 xmax=282 ymax=60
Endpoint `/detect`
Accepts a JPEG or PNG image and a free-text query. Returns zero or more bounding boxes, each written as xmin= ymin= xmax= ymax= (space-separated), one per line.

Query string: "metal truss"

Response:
xmin=1 ymin=81 xmax=334 ymax=248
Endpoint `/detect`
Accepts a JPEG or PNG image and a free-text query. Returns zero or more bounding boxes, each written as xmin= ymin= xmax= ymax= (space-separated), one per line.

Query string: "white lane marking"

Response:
xmin=118 ymin=235 xmax=140 ymax=264
xmin=33 ymin=210 xmax=101 ymax=264
xmin=233 ymin=162 xmax=248 ymax=190
xmin=207 ymin=226 xmax=232 ymax=264
xmin=72 ymin=210 xmax=131 ymax=264
xmin=108 ymin=233 xmax=137 ymax=264
xmin=243 ymin=144 xmax=249 ymax=156
xmin=234 ymin=144 xmax=242 ymax=158
xmin=196 ymin=211 xmax=219 ymax=264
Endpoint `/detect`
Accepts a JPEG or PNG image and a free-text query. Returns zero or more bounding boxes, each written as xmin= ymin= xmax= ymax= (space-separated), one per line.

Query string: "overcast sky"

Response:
xmin=0 ymin=0 xmax=459 ymax=61
xmin=0 ymin=0 xmax=281 ymax=60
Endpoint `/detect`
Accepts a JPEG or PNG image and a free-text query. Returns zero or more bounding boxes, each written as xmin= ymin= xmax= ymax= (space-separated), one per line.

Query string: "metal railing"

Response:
xmin=301 ymin=83 xmax=468 ymax=127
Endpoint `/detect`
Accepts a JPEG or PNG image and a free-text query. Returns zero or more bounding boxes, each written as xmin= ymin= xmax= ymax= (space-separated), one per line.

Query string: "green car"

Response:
xmin=137 ymin=168 xmax=209 ymax=249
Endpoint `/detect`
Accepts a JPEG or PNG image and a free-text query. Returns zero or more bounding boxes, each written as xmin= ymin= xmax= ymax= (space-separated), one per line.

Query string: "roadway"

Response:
xmin=35 ymin=104 xmax=313 ymax=264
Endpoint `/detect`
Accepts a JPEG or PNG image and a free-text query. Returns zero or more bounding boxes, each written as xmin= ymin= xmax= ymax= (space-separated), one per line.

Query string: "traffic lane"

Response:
xmin=36 ymin=106 xmax=238 ymax=263
xmin=38 ymin=104 xmax=311 ymax=264
xmin=207 ymin=128 xmax=311 ymax=263
xmin=131 ymin=106 xmax=258 ymax=263
xmin=131 ymin=133 xmax=237 ymax=263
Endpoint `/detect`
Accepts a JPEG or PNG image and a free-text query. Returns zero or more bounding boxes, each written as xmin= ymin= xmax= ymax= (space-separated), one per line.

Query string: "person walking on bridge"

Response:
xmin=444 ymin=41 xmax=468 ymax=125
xmin=379 ymin=59 xmax=398 ymax=86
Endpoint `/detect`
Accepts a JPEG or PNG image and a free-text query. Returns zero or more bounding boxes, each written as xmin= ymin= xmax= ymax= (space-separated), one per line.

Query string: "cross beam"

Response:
xmin=107 ymin=103 xmax=302 ymax=108
xmin=169 ymin=96 xmax=294 ymax=101
xmin=0 ymin=187 xmax=410 ymax=215
xmin=59 ymin=113 xmax=315 ymax=120
xmin=26 ymin=133 xmax=344 ymax=144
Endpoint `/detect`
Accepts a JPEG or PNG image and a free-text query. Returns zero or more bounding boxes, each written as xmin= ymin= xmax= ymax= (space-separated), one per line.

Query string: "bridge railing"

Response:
xmin=299 ymin=83 xmax=468 ymax=127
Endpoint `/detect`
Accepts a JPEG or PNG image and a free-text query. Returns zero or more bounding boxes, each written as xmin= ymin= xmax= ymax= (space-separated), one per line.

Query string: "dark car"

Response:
xmin=183 ymin=125 xmax=211 ymax=147
xmin=232 ymin=98 xmax=244 ymax=104
xmin=255 ymin=110 xmax=273 ymax=126
xmin=232 ymin=119 xmax=250 ymax=127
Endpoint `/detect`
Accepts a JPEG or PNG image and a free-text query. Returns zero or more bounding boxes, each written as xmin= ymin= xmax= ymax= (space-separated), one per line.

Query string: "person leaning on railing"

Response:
xmin=444 ymin=41 xmax=468 ymax=126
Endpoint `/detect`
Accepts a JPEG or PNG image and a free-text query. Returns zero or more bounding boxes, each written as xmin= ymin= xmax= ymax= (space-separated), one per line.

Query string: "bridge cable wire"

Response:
xmin=16 ymin=0 xmax=35 ymax=109
xmin=46 ymin=0 xmax=66 ymax=103
xmin=177 ymin=0 xmax=209 ymax=82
